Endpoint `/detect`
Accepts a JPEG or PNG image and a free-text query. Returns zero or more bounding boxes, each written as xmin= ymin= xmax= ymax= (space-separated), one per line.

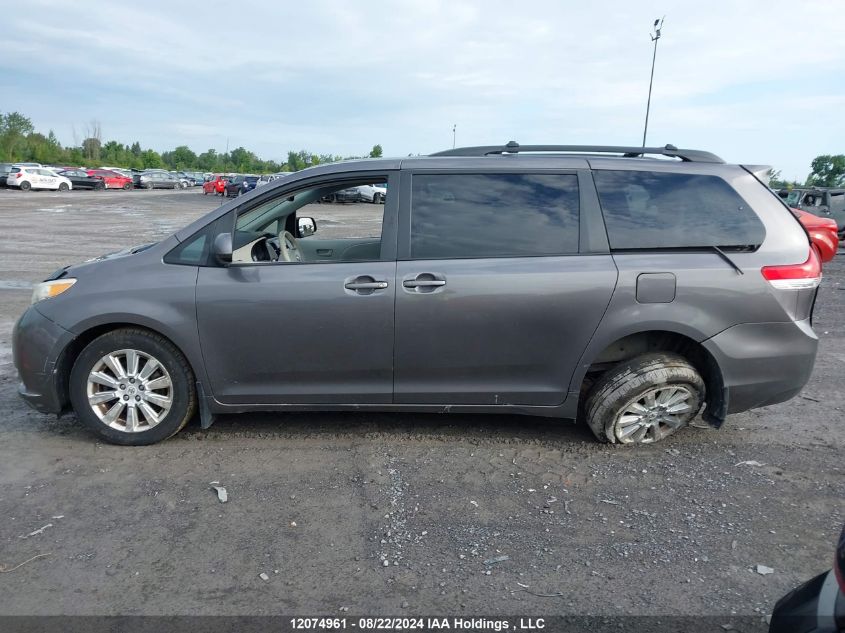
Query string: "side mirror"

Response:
xmin=212 ymin=232 xmax=233 ymax=264
xmin=297 ymin=216 xmax=317 ymax=238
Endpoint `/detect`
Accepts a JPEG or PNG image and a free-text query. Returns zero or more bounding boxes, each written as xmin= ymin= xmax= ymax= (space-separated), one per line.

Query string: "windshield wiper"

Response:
xmin=711 ymin=246 xmax=744 ymax=275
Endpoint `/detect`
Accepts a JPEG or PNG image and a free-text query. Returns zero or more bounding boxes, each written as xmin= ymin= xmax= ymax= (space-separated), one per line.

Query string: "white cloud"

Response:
xmin=0 ymin=0 xmax=842 ymax=178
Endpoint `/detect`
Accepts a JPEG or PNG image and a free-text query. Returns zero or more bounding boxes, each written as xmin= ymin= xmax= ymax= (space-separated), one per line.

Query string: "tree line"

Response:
xmin=1 ymin=110 xmax=842 ymax=184
xmin=0 ymin=111 xmax=383 ymax=173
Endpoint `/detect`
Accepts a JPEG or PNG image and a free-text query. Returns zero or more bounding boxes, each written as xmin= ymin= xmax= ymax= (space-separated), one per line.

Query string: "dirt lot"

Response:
xmin=0 ymin=187 xmax=842 ymax=621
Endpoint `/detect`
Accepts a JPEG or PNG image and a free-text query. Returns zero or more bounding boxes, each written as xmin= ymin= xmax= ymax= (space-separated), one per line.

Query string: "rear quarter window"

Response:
xmin=593 ymin=170 xmax=765 ymax=250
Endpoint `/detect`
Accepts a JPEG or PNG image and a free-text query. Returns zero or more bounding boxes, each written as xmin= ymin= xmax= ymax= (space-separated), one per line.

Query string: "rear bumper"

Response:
xmin=12 ymin=306 xmax=75 ymax=414
xmin=703 ymin=319 xmax=818 ymax=413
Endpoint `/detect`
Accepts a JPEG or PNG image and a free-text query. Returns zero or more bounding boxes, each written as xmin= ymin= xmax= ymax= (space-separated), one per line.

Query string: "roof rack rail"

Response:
xmin=430 ymin=141 xmax=724 ymax=163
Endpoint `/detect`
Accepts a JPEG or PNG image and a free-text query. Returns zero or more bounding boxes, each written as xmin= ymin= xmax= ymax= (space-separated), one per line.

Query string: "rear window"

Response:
xmin=410 ymin=173 xmax=580 ymax=259
xmin=593 ymin=170 xmax=765 ymax=250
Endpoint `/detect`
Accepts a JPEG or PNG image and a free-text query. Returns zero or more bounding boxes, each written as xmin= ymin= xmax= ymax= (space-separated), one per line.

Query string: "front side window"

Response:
xmin=410 ymin=173 xmax=580 ymax=259
xmin=231 ymin=177 xmax=389 ymax=264
xmin=593 ymin=170 xmax=765 ymax=250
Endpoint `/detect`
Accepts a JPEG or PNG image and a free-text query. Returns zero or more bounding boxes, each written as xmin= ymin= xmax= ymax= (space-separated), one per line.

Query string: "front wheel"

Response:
xmin=583 ymin=353 xmax=704 ymax=445
xmin=144 ymin=182 xmax=153 ymax=190
xmin=58 ymin=182 xmax=69 ymax=192
xmin=122 ymin=182 xmax=131 ymax=190
xmin=69 ymin=328 xmax=197 ymax=445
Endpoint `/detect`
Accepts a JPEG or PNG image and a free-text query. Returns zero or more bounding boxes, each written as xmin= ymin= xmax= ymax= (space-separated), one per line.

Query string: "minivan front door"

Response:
xmin=195 ymin=171 xmax=398 ymax=405
xmin=393 ymin=170 xmax=617 ymax=407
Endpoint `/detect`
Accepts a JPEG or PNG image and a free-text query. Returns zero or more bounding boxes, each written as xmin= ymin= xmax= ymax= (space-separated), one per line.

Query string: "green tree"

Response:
xmin=807 ymin=154 xmax=845 ymax=187
xmin=369 ymin=144 xmax=383 ymax=158
xmin=82 ymin=137 xmax=101 ymax=162
xmin=163 ymin=145 xmax=198 ymax=170
xmin=0 ymin=111 xmax=35 ymax=161
xmin=140 ymin=149 xmax=163 ymax=168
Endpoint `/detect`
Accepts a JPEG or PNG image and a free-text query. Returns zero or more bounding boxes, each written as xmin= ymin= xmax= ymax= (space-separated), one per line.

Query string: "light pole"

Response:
xmin=642 ymin=17 xmax=664 ymax=147
xmin=452 ymin=124 xmax=456 ymax=149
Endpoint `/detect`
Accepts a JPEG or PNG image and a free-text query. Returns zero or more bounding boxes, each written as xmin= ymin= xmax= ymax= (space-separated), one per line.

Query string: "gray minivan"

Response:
xmin=12 ymin=143 xmax=821 ymax=446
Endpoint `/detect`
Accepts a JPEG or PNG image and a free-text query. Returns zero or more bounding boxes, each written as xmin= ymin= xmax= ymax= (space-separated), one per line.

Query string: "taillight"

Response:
xmin=15 ymin=173 xmax=22 ymax=178
xmin=761 ymin=249 xmax=822 ymax=290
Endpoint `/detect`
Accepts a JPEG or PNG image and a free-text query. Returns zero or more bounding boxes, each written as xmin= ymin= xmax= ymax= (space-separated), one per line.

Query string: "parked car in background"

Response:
xmin=0 ymin=163 xmax=12 ymax=186
xmin=87 ymin=169 xmax=133 ymax=190
xmin=792 ymin=208 xmax=839 ymax=263
xmin=225 ymin=175 xmax=259 ymax=197
xmin=7 ymin=166 xmax=72 ymax=191
xmin=203 ymin=175 xmax=228 ymax=196
xmin=133 ymin=171 xmax=183 ymax=190
xmin=331 ymin=183 xmax=387 ymax=203
xmin=13 ymin=162 xmax=43 ymax=168
xmin=182 ymin=172 xmax=205 ymax=186
xmin=783 ymin=187 xmax=845 ymax=239
xmin=100 ymin=167 xmax=133 ymax=179
xmin=770 ymin=523 xmax=844 ymax=632
xmin=257 ymin=172 xmax=292 ymax=187
xmin=57 ymin=169 xmax=106 ymax=190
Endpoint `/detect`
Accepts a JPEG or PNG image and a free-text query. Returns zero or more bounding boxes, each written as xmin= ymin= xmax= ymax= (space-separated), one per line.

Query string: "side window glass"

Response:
xmin=593 ymin=170 xmax=765 ymax=250
xmin=410 ymin=173 xmax=580 ymax=259
xmin=232 ymin=178 xmax=389 ymax=264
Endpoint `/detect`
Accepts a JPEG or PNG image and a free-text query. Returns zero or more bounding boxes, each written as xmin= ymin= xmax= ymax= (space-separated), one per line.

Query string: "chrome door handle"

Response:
xmin=345 ymin=281 xmax=388 ymax=290
xmin=402 ymin=279 xmax=446 ymax=288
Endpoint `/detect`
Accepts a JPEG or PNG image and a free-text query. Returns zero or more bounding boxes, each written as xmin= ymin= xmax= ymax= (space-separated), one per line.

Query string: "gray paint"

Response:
xmin=13 ymin=152 xmax=819 ymax=432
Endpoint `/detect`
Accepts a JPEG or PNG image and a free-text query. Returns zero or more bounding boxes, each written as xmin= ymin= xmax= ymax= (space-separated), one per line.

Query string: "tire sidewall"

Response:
xmin=69 ymin=330 xmax=195 ymax=445
xmin=585 ymin=353 xmax=704 ymax=445
xmin=20 ymin=181 xmax=32 ymax=191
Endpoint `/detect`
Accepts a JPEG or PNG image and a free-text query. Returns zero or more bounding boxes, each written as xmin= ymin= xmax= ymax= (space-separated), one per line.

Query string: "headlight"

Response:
xmin=31 ymin=278 xmax=76 ymax=304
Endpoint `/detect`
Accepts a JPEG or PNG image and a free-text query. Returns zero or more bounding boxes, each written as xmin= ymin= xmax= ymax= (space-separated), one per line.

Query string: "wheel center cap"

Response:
xmin=128 ymin=387 xmax=136 ymax=395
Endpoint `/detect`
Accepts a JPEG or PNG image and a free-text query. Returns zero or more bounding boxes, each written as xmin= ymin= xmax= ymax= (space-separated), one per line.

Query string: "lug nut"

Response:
xmin=129 ymin=378 xmax=135 ymax=384
xmin=135 ymin=396 xmax=141 ymax=402
xmin=138 ymin=385 xmax=145 ymax=391
xmin=123 ymin=395 xmax=129 ymax=401
xmin=119 ymin=384 xmax=126 ymax=390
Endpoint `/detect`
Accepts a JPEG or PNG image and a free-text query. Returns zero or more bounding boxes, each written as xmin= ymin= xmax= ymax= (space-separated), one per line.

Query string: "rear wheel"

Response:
xmin=373 ymin=192 xmax=382 ymax=204
xmin=58 ymin=182 xmax=69 ymax=192
xmin=584 ymin=353 xmax=704 ymax=445
xmin=20 ymin=181 xmax=32 ymax=191
xmin=69 ymin=328 xmax=196 ymax=445
xmin=95 ymin=182 xmax=105 ymax=190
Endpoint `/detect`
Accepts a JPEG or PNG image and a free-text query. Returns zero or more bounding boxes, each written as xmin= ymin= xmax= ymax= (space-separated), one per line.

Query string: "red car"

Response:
xmin=793 ymin=207 xmax=839 ymax=264
xmin=203 ymin=175 xmax=228 ymax=196
xmin=87 ymin=169 xmax=132 ymax=190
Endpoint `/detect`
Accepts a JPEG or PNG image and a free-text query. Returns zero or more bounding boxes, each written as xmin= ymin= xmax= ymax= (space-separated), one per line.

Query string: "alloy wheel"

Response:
xmin=613 ymin=385 xmax=694 ymax=444
xmin=85 ymin=349 xmax=173 ymax=433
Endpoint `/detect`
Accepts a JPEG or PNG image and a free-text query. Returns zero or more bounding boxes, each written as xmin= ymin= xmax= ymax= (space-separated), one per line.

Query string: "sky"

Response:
xmin=1 ymin=0 xmax=843 ymax=180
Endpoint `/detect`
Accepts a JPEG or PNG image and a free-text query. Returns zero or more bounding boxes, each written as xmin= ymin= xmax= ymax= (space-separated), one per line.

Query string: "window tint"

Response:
xmin=410 ymin=174 xmax=579 ymax=259
xmin=593 ymin=170 xmax=765 ymax=250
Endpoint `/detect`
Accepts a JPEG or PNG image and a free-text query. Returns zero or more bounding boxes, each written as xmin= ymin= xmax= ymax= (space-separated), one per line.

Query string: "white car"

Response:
xmin=355 ymin=183 xmax=387 ymax=203
xmin=7 ymin=166 xmax=73 ymax=191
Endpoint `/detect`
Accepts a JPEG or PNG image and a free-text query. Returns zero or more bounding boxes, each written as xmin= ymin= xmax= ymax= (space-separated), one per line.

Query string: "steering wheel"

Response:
xmin=278 ymin=231 xmax=302 ymax=262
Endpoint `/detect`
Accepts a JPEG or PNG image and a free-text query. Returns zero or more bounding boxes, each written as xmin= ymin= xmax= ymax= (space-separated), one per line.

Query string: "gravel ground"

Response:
xmin=0 ymin=187 xmax=842 ymax=620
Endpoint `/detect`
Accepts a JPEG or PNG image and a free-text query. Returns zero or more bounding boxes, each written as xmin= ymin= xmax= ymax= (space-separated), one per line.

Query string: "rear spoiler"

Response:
xmin=742 ymin=165 xmax=773 ymax=185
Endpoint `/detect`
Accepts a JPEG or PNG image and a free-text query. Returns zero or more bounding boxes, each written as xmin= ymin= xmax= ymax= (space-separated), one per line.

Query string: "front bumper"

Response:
xmin=12 ymin=306 xmax=75 ymax=414
xmin=702 ymin=319 xmax=818 ymax=414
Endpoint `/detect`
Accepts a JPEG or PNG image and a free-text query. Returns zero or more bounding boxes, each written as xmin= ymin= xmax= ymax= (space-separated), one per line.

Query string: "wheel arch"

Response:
xmin=574 ymin=329 xmax=726 ymax=427
xmin=55 ymin=321 xmax=205 ymax=412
